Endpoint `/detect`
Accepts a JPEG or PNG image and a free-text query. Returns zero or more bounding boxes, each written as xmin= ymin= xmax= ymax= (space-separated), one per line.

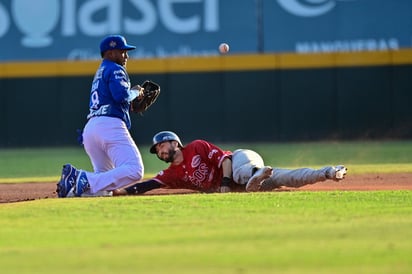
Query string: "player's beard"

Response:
xmin=159 ymin=147 xmax=176 ymax=163
xmin=114 ymin=54 xmax=127 ymax=67
xmin=116 ymin=58 xmax=126 ymax=67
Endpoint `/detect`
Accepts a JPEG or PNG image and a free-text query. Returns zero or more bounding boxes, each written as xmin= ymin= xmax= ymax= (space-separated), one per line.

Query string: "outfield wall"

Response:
xmin=1 ymin=50 xmax=412 ymax=147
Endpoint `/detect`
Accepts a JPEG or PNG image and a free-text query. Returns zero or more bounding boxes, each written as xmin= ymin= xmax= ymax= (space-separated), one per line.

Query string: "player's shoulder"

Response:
xmin=188 ymin=139 xmax=210 ymax=146
xmin=181 ymin=139 xmax=205 ymax=151
xmin=186 ymin=139 xmax=222 ymax=151
xmin=102 ymin=59 xmax=125 ymax=72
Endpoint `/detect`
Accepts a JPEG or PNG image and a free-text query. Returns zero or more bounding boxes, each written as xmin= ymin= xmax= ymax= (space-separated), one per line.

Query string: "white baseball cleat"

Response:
xmin=326 ymin=165 xmax=347 ymax=181
xmin=334 ymin=165 xmax=347 ymax=180
xmin=246 ymin=166 xmax=273 ymax=192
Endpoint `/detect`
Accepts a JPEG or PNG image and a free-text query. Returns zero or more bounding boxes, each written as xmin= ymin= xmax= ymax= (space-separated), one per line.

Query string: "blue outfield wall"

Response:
xmin=0 ymin=51 xmax=412 ymax=147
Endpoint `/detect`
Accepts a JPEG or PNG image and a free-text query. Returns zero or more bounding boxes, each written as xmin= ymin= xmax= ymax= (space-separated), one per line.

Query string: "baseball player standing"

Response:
xmin=56 ymin=34 xmax=144 ymax=197
xmin=113 ymin=131 xmax=348 ymax=195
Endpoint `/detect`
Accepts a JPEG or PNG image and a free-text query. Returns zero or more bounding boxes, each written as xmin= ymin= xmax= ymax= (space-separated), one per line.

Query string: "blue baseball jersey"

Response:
xmin=87 ymin=59 xmax=137 ymax=129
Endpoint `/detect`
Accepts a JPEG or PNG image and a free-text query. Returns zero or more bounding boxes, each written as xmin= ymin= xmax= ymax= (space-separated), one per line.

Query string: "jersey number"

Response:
xmin=90 ymin=90 xmax=100 ymax=109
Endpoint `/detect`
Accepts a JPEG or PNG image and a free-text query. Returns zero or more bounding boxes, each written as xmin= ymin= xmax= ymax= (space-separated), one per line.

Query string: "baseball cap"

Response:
xmin=99 ymin=35 xmax=136 ymax=57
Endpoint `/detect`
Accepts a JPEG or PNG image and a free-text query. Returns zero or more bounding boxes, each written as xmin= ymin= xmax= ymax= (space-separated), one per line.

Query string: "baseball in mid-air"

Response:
xmin=219 ymin=43 xmax=230 ymax=54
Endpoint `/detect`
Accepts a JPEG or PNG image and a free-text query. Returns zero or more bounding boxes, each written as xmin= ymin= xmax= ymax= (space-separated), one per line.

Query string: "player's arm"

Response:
xmin=108 ymin=67 xmax=134 ymax=102
xmin=221 ymin=157 xmax=232 ymax=179
xmin=220 ymin=157 xmax=233 ymax=193
xmin=123 ymin=179 xmax=162 ymax=195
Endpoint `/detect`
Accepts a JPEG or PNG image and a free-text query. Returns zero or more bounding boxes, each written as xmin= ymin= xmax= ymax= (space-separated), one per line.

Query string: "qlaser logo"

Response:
xmin=277 ymin=0 xmax=355 ymax=17
xmin=0 ymin=0 xmax=219 ymax=48
xmin=0 ymin=0 xmax=357 ymax=50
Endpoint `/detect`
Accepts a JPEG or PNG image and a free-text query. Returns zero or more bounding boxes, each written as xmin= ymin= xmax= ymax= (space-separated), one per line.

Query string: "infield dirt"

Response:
xmin=0 ymin=173 xmax=411 ymax=203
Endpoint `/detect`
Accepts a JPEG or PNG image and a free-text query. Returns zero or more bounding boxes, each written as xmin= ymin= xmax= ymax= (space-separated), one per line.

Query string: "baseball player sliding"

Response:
xmin=113 ymin=131 xmax=347 ymax=195
xmin=56 ymin=34 xmax=159 ymax=198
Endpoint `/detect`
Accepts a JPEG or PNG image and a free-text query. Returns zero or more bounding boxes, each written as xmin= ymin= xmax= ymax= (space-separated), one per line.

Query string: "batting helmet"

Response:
xmin=150 ymin=131 xmax=183 ymax=154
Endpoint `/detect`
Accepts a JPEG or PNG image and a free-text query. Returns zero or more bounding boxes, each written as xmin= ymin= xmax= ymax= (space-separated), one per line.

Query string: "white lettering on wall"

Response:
xmin=204 ymin=0 xmax=218 ymax=31
xmin=78 ymin=0 xmax=122 ymax=35
xmin=61 ymin=0 xmax=75 ymax=36
xmin=296 ymin=38 xmax=400 ymax=53
xmin=125 ymin=0 xmax=157 ymax=35
xmin=156 ymin=0 xmax=218 ymax=33
xmin=11 ymin=0 xmax=60 ymax=47
xmin=0 ymin=0 xmax=220 ymax=48
xmin=0 ymin=3 xmax=10 ymax=37
xmin=277 ymin=0 xmax=336 ymax=17
xmin=159 ymin=0 xmax=201 ymax=33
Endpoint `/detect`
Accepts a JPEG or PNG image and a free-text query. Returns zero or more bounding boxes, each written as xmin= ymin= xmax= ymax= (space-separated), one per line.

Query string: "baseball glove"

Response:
xmin=130 ymin=80 xmax=160 ymax=113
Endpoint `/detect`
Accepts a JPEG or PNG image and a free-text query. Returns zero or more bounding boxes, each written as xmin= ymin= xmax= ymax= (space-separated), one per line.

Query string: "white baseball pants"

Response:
xmin=231 ymin=149 xmax=332 ymax=188
xmin=82 ymin=116 xmax=144 ymax=194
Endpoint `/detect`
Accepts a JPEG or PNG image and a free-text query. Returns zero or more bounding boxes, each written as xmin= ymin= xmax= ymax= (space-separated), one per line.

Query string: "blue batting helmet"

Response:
xmin=150 ymin=131 xmax=183 ymax=154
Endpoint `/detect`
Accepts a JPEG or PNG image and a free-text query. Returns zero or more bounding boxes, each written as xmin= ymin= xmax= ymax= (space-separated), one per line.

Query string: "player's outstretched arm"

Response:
xmin=113 ymin=179 xmax=162 ymax=196
xmin=219 ymin=158 xmax=233 ymax=193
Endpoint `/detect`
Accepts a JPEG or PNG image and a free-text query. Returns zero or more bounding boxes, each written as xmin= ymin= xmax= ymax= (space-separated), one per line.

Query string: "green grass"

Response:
xmin=1 ymin=192 xmax=411 ymax=274
xmin=1 ymin=141 xmax=412 ymax=273
xmin=1 ymin=140 xmax=411 ymax=183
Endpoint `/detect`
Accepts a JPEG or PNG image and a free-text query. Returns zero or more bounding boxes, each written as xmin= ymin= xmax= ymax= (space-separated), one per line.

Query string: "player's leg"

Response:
xmin=62 ymin=117 xmax=114 ymax=197
xmin=232 ymin=149 xmax=272 ymax=192
xmin=260 ymin=166 xmax=347 ymax=191
xmin=72 ymin=119 xmax=114 ymax=197
xmin=77 ymin=117 xmax=144 ymax=195
xmin=101 ymin=127 xmax=144 ymax=190
xmin=83 ymin=124 xmax=113 ymax=173
xmin=65 ymin=116 xmax=115 ymax=197
xmin=232 ymin=149 xmax=265 ymax=185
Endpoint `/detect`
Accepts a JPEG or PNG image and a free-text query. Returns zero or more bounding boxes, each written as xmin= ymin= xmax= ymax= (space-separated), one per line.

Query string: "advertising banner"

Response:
xmin=0 ymin=0 xmax=411 ymax=62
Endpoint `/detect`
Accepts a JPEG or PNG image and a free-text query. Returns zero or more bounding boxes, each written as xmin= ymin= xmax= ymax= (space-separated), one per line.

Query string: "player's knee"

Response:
xmin=127 ymin=163 xmax=144 ymax=181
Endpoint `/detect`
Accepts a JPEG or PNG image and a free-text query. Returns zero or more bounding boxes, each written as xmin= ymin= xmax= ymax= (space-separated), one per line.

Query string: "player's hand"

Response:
xmin=219 ymin=186 xmax=231 ymax=193
xmin=136 ymin=86 xmax=144 ymax=99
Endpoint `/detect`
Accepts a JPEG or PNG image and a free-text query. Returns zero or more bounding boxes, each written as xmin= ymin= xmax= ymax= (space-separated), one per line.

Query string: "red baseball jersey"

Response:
xmin=154 ymin=140 xmax=232 ymax=192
